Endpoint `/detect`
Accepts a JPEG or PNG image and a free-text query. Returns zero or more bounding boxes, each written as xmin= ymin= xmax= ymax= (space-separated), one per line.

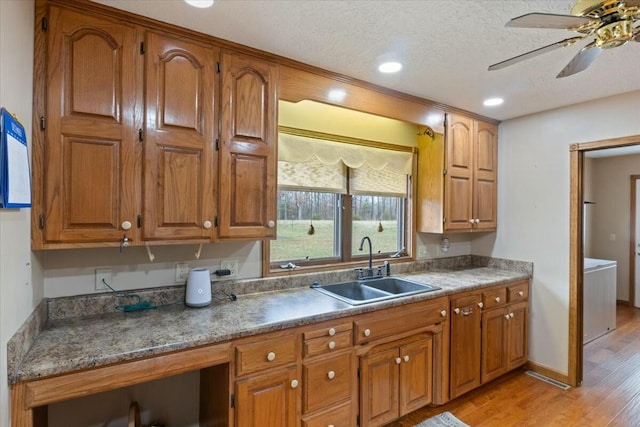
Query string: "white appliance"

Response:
xmin=583 ymin=258 xmax=617 ymax=344
xmin=185 ymin=268 xmax=212 ymax=308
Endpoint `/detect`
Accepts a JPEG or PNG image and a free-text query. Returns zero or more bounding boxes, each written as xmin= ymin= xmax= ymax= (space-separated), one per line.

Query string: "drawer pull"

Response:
xmin=404 ymin=355 xmax=410 ymax=362
xmin=495 ymin=296 xmax=501 ymax=303
xmin=478 ymin=302 xmax=484 ymax=309
xmin=266 ymin=352 xmax=276 ymax=362
xmin=454 ymin=308 xmax=461 ymax=314
xmin=519 ymin=291 xmax=524 ymax=297
xmin=327 ymin=370 xmax=335 ymax=380
xmin=328 ymin=327 xmax=336 ymax=336
xmin=461 ymin=308 xmax=474 ymax=316
xmin=328 ymin=341 xmax=336 ymax=350
xmin=440 ymin=310 xmax=447 ymax=317
xmin=328 ymin=425 xmax=335 ymax=427
xmin=363 ymin=328 xmax=371 ymax=337
xmin=291 ymin=379 xmax=298 ymax=389
xmin=203 ymin=220 xmax=212 ymax=229
xmin=395 ymin=357 xmax=402 ymax=365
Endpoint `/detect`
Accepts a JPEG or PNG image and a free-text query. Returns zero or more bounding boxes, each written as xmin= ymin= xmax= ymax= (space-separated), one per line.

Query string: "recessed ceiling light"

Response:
xmin=185 ymin=0 xmax=214 ymax=8
xmin=483 ymin=97 xmax=504 ymax=107
xmin=378 ymin=62 xmax=402 ymax=73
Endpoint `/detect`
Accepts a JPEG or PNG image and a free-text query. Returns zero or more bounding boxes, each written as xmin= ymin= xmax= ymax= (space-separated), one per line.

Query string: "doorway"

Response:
xmin=569 ymin=135 xmax=640 ymax=387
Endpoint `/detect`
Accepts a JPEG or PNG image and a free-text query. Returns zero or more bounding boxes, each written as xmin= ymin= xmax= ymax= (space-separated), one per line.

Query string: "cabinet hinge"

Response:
xmin=140 ymin=42 xmax=145 ymax=54
xmin=40 ymin=116 xmax=45 ymax=131
xmin=357 ymin=367 xmax=360 ymax=378
xmin=41 ymin=17 xmax=48 ymax=32
xmin=137 ymin=215 xmax=142 ymax=228
xmin=215 ymin=138 xmax=219 ymax=151
xmin=357 ymin=415 xmax=360 ymax=426
xmin=214 ymin=216 xmax=218 ymax=227
xmin=443 ymin=168 xmax=447 ymax=176
xmin=443 ymin=217 xmax=446 ymax=224
xmin=230 ymin=394 xmax=235 ymax=408
xmin=38 ymin=214 xmax=45 ymax=229
xmin=138 ymin=129 xmax=143 ymax=142
xmin=216 ymin=62 xmax=221 ymax=74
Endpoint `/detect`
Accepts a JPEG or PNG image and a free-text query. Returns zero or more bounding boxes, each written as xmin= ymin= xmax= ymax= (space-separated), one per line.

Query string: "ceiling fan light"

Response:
xmin=483 ymin=97 xmax=504 ymax=107
xmin=184 ymin=0 xmax=214 ymax=8
xmin=378 ymin=62 xmax=402 ymax=73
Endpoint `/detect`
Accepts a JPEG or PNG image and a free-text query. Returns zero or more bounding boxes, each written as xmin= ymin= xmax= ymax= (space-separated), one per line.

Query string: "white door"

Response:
xmin=635 ymin=179 xmax=640 ymax=308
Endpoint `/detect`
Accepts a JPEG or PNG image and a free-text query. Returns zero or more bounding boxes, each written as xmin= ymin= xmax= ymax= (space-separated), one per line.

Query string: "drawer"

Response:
xmin=235 ymin=334 xmax=299 ymax=377
xmin=353 ymin=297 xmax=447 ymax=345
xmin=302 ymin=400 xmax=352 ymax=427
xmin=304 ymin=321 xmax=352 ymax=341
xmin=508 ymin=281 xmax=529 ymax=303
xmin=304 ymin=330 xmax=352 ymax=358
xmin=482 ymin=287 xmax=507 ymax=310
xmin=303 ymin=352 xmax=352 ymax=414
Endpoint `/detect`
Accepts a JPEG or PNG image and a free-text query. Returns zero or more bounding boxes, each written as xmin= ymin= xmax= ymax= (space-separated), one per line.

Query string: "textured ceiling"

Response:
xmin=91 ymin=0 xmax=640 ymax=121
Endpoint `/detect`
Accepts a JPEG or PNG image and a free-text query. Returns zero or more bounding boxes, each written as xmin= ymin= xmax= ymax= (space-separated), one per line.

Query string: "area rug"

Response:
xmin=414 ymin=411 xmax=470 ymax=427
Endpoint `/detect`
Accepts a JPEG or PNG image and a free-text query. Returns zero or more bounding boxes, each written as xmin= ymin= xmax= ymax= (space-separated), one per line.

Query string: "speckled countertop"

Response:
xmin=9 ymin=259 xmax=531 ymax=384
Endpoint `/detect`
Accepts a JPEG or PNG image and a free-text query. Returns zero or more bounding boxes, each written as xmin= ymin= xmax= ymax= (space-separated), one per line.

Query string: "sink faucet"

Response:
xmin=359 ymin=236 xmax=373 ymax=277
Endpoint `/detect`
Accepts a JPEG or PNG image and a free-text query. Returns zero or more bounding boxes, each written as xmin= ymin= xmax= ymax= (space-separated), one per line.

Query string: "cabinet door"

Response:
xmin=360 ymin=347 xmax=399 ymax=427
xmin=449 ymin=294 xmax=481 ymax=398
xmin=481 ymin=307 xmax=508 ymax=384
xmin=444 ymin=114 xmax=474 ymax=232
xmin=235 ymin=365 xmax=300 ymax=427
xmin=43 ymin=7 xmax=141 ymax=245
xmin=219 ymin=52 xmax=278 ymax=239
xmin=399 ymin=338 xmax=433 ymax=416
xmin=143 ymin=32 xmax=218 ymax=241
xmin=473 ymin=120 xmax=497 ymax=231
xmin=507 ymin=302 xmax=528 ymax=370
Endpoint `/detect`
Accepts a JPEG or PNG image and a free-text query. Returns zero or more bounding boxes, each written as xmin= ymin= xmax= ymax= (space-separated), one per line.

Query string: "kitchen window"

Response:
xmin=267 ymin=127 xmax=414 ymax=271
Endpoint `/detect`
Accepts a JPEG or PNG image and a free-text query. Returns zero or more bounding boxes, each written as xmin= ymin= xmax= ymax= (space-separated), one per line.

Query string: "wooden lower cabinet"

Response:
xmin=235 ymin=365 xmax=300 ymax=427
xmin=449 ymin=294 xmax=482 ymax=399
xmin=302 ymin=400 xmax=352 ymax=427
xmin=360 ymin=335 xmax=433 ymax=427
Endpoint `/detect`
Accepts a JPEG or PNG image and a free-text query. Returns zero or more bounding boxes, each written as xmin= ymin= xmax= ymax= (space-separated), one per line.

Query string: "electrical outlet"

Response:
xmin=176 ymin=263 xmax=189 ymax=284
xmin=95 ymin=268 xmax=111 ymax=291
xmin=220 ymin=259 xmax=238 ymax=277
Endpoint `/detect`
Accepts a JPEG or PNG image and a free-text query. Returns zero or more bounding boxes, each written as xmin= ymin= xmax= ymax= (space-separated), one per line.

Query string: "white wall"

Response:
xmin=0 ymin=1 xmax=39 ymax=426
xmin=473 ymin=90 xmax=640 ymax=375
xmin=588 ymin=153 xmax=640 ymax=301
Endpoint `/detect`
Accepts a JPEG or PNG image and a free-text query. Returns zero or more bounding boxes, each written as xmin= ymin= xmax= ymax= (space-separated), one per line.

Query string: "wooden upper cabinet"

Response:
xmin=218 ymin=51 xmax=278 ymax=239
xmin=417 ymin=113 xmax=497 ymax=233
xmin=143 ymin=32 xmax=218 ymax=241
xmin=39 ymin=6 xmax=142 ymax=247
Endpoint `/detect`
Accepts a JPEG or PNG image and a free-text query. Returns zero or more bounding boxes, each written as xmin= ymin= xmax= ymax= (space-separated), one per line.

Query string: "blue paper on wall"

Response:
xmin=0 ymin=108 xmax=31 ymax=208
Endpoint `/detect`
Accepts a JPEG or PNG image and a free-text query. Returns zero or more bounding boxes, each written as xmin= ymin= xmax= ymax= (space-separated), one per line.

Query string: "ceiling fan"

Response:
xmin=488 ymin=0 xmax=640 ymax=78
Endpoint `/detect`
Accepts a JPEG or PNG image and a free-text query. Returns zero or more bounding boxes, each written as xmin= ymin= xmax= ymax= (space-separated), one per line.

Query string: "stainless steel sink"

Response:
xmin=311 ymin=277 xmax=440 ymax=305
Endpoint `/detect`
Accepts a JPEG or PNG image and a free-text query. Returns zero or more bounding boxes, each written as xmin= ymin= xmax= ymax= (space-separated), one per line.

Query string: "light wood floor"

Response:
xmin=389 ymin=304 xmax=640 ymax=427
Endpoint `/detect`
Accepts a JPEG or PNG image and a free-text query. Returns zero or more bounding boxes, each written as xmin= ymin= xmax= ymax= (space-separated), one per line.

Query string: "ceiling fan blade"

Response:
xmin=556 ymin=41 xmax=601 ymax=78
xmin=506 ymin=13 xmax=597 ymax=30
xmin=488 ymin=37 xmax=584 ymax=71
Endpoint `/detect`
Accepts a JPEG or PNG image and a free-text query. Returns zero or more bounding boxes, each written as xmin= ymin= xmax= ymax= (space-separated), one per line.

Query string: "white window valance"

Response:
xmin=278 ymin=132 xmax=413 ymax=197
xmin=278 ymin=133 xmax=413 ymax=175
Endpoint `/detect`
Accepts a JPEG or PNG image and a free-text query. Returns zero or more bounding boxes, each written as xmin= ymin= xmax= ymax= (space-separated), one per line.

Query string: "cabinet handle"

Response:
xmin=404 ymin=355 xmax=410 ymax=362
xmin=395 ymin=357 xmax=402 ymax=365
xmin=363 ymin=329 xmax=371 ymax=337
xmin=519 ymin=291 xmax=524 ymax=297
xmin=505 ymin=314 xmax=510 ymax=320
xmin=440 ymin=310 xmax=447 ymax=317
xmin=266 ymin=352 xmax=276 ymax=362
xmin=328 ymin=341 xmax=336 ymax=350
xmin=328 ymin=327 xmax=336 ymax=336
xmin=454 ymin=308 xmax=461 ymax=314
xmin=510 ymin=312 xmax=515 ymax=318
xmin=461 ymin=308 xmax=474 ymax=316
xmin=121 ymin=221 xmax=132 ymax=230
xmin=328 ymin=425 xmax=335 ymax=427
xmin=475 ymin=219 xmax=480 ymax=224
xmin=291 ymin=379 xmax=299 ymax=389
xmin=267 ymin=220 xmax=275 ymax=229
xmin=469 ymin=219 xmax=475 ymax=224
xmin=495 ymin=296 xmax=501 ymax=303
xmin=203 ymin=220 xmax=212 ymax=229
xmin=478 ymin=302 xmax=484 ymax=309
xmin=327 ymin=370 xmax=335 ymax=380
